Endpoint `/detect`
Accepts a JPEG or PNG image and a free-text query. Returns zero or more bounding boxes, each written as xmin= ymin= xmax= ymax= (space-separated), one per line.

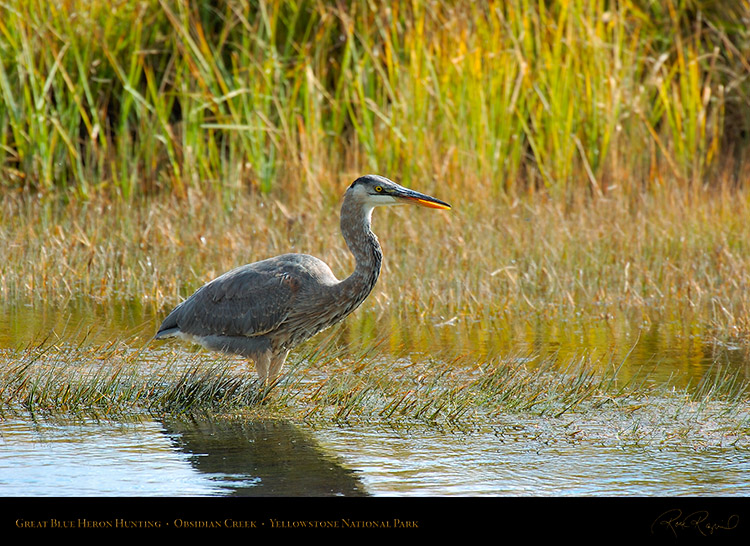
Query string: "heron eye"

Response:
xmin=375 ymin=186 xmax=383 ymax=193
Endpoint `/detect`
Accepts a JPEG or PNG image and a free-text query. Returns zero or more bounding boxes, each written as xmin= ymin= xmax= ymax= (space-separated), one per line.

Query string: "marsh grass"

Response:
xmin=3 ymin=177 xmax=750 ymax=341
xmin=1 ymin=331 xmax=748 ymax=450
xmin=2 ymin=153 xmax=750 ymax=434
xmin=1 ymin=1 xmax=750 ymax=444
xmin=0 ymin=340 xmax=267 ymax=418
xmin=1 ymin=1 xmax=749 ymax=350
xmin=0 ymin=1 xmax=748 ymax=196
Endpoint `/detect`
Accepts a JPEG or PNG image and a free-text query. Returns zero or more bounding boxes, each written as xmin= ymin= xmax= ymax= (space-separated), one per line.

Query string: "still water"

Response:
xmin=2 ymin=414 xmax=749 ymax=497
xmin=1 ymin=301 xmax=749 ymax=496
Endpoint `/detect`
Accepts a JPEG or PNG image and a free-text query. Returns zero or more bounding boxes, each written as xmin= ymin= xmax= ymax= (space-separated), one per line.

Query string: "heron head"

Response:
xmin=348 ymin=174 xmax=451 ymax=210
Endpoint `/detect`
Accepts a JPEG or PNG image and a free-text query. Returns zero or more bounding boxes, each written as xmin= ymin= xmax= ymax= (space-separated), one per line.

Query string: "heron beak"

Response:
xmin=397 ymin=188 xmax=451 ymax=210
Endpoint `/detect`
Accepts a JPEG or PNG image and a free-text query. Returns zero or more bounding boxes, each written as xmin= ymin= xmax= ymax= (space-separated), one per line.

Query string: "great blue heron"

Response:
xmin=155 ymin=174 xmax=451 ymax=384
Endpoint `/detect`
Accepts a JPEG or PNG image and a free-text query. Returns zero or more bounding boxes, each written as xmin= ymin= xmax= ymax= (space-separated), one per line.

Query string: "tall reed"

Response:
xmin=0 ymin=1 xmax=747 ymax=198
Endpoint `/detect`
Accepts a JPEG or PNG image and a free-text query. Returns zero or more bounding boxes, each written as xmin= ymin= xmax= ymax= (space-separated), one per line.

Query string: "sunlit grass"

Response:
xmin=0 ymin=340 xmax=265 ymax=418
xmin=1 ymin=1 xmax=749 ymax=438
xmin=2 ymin=176 xmax=750 ymax=340
xmin=0 ymin=1 xmax=748 ymax=196
xmin=2 ymin=163 xmax=750 ymax=431
xmin=1 ymin=333 xmax=747 ymax=451
xmin=1 ymin=0 xmax=749 ymax=347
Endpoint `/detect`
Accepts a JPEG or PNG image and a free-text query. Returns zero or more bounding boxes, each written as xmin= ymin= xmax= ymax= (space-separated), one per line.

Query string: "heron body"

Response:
xmin=155 ymin=174 xmax=451 ymax=384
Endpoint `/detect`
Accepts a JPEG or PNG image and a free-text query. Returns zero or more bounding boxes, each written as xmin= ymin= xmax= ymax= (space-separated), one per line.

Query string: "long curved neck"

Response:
xmin=336 ymin=194 xmax=383 ymax=307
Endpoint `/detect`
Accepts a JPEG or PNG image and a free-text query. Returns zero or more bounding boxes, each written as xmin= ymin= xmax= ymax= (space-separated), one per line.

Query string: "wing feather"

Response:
xmin=157 ymin=258 xmax=302 ymax=339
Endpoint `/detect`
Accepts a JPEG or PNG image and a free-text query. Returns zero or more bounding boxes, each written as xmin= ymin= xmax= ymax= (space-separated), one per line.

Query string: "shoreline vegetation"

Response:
xmin=2 ymin=328 xmax=748 ymax=450
xmin=1 ymin=1 xmax=749 ymax=427
xmin=1 ymin=1 xmax=748 ymax=197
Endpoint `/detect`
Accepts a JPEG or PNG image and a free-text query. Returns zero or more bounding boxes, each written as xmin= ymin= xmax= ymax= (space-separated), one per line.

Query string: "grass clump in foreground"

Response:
xmin=0 ymin=341 xmax=268 ymax=419
xmin=1 ymin=333 xmax=748 ymax=451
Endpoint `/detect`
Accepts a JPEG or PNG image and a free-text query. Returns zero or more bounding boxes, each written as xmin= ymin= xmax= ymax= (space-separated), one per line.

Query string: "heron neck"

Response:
xmin=338 ymin=197 xmax=383 ymax=301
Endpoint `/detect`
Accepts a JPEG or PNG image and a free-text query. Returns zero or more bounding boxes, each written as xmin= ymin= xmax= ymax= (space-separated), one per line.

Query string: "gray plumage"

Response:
xmin=155 ymin=174 xmax=451 ymax=384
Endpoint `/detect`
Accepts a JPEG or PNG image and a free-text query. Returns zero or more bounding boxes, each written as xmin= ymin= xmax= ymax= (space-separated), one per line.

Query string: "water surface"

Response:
xmin=1 ymin=300 xmax=748 ymax=497
xmin=2 ymin=416 xmax=748 ymax=496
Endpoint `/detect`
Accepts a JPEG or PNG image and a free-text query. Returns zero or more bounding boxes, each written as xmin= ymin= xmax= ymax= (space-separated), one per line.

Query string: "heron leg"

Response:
xmin=268 ymin=349 xmax=290 ymax=384
xmin=253 ymin=351 xmax=272 ymax=384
